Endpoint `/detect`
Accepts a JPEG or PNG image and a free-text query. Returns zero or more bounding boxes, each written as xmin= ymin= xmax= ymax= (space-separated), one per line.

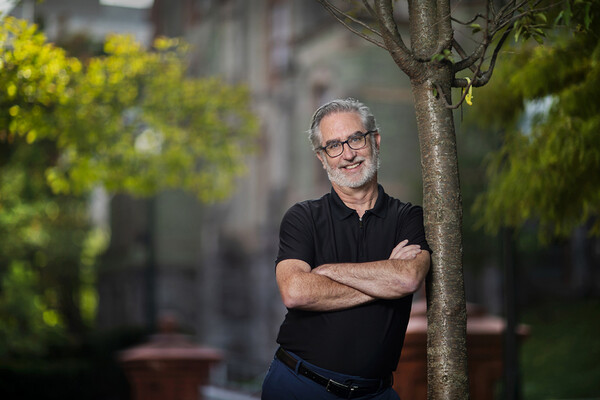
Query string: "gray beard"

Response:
xmin=325 ymin=147 xmax=380 ymax=189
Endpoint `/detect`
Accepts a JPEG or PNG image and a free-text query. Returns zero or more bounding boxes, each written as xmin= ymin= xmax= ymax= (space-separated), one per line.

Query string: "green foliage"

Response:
xmin=467 ymin=2 xmax=600 ymax=240
xmin=512 ymin=0 xmax=595 ymax=44
xmin=0 ymin=17 xmax=79 ymax=145
xmin=0 ymin=137 xmax=98 ymax=355
xmin=513 ymin=12 xmax=549 ymax=44
xmin=1 ymin=17 xmax=257 ymax=200
xmin=0 ymin=16 xmax=257 ymax=358
xmin=0 ymin=261 xmax=57 ymax=357
xmin=555 ymin=0 xmax=595 ymax=32
xmin=431 ymin=48 xmax=454 ymax=63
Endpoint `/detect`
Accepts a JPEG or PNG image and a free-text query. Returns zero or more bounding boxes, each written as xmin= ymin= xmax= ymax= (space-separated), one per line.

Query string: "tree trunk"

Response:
xmin=411 ymin=66 xmax=469 ymax=399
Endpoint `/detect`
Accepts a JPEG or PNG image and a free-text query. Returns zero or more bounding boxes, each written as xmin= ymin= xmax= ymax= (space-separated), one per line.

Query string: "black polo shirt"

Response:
xmin=275 ymin=185 xmax=430 ymax=378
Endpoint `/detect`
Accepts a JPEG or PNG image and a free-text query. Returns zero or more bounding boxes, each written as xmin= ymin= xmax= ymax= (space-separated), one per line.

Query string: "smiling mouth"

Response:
xmin=343 ymin=162 xmax=362 ymax=170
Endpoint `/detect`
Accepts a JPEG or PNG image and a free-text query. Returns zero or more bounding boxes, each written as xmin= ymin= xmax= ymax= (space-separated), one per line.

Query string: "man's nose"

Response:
xmin=341 ymin=142 xmax=356 ymax=159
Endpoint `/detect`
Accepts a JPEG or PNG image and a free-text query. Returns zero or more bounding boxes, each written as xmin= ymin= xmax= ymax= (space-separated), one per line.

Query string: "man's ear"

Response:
xmin=316 ymin=152 xmax=327 ymax=170
xmin=374 ymin=131 xmax=381 ymax=150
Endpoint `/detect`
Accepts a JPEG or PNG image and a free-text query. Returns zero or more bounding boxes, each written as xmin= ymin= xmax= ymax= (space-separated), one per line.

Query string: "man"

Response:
xmin=262 ymin=98 xmax=431 ymax=399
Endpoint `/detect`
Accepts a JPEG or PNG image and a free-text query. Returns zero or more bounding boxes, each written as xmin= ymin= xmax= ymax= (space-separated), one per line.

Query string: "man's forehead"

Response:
xmin=320 ymin=112 xmax=365 ymax=139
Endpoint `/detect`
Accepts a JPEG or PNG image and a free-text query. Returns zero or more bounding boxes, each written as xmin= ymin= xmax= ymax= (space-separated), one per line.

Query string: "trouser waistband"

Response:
xmin=275 ymin=347 xmax=392 ymax=399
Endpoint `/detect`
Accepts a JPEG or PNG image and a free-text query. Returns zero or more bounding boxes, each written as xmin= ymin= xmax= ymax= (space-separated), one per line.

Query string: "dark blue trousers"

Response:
xmin=261 ymin=349 xmax=401 ymax=400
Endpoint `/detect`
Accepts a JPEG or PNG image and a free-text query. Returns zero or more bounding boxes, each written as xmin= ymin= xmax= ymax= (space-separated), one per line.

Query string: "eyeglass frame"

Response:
xmin=317 ymin=130 xmax=377 ymax=158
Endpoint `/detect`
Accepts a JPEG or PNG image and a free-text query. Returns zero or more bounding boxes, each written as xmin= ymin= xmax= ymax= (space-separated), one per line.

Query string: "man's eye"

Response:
xmin=349 ymin=136 xmax=362 ymax=144
xmin=327 ymin=143 xmax=341 ymax=150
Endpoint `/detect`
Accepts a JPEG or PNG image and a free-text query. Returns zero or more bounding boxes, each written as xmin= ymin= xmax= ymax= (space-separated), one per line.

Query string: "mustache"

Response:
xmin=338 ymin=157 xmax=366 ymax=168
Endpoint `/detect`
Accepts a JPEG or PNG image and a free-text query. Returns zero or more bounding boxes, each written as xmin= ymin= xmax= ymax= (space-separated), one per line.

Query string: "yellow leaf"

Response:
xmin=7 ymin=83 xmax=17 ymax=97
xmin=26 ymin=130 xmax=37 ymax=143
xmin=463 ymin=77 xmax=474 ymax=106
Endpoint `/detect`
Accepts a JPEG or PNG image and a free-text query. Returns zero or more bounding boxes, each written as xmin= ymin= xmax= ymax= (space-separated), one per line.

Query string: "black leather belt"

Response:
xmin=275 ymin=347 xmax=392 ymax=399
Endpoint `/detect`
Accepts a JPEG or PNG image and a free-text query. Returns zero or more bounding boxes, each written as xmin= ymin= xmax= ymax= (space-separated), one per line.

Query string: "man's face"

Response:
xmin=317 ymin=112 xmax=380 ymax=189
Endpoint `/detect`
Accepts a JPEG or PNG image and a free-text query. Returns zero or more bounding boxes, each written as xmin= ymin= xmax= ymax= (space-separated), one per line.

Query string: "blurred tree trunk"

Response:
xmin=502 ymin=227 xmax=520 ymax=400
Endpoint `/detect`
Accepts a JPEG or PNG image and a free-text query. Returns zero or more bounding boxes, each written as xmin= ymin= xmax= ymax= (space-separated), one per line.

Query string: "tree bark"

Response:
xmin=405 ymin=0 xmax=470 ymax=396
xmin=412 ymin=65 xmax=469 ymax=399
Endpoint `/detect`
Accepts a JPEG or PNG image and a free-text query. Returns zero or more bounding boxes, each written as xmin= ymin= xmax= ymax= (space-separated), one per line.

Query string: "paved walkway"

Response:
xmin=202 ymin=385 xmax=260 ymax=400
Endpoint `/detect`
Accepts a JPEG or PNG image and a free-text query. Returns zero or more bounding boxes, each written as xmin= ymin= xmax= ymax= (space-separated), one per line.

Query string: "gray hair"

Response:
xmin=308 ymin=98 xmax=379 ymax=153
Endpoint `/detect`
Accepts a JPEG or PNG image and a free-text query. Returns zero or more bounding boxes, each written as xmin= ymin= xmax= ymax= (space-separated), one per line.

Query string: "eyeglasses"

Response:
xmin=318 ymin=130 xmax=376 ymax=158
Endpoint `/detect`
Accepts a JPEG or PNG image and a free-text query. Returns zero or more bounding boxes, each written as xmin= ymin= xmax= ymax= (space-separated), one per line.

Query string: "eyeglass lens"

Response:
xmin=325 ymin=133 xmax=369 ymax=157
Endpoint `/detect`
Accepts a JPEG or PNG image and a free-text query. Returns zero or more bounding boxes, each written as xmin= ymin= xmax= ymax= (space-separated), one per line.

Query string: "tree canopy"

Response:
xmin=1 ymin=16 xmax=257 ymax=201
xmin=468 ymin=0 xmax=600 ymax=240
xmin=0 ymin=16 xmax=257 ymax=355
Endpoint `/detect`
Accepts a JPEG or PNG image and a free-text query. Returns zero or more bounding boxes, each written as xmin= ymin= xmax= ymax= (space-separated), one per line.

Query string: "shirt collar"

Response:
xmin=329 ymin=184 xmax=388 ymax=220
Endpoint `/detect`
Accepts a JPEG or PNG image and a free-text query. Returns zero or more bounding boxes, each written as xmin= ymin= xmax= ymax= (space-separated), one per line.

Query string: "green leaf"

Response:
xmin=535 ymin=13 xmax=548 ymax=24
xmin=584 ymin=1 xmax=592 ymax=29
xmin=554 ymin=10 xmax=565 ymax=26
xmin=514 ymin=24 xmax=523 ymax=42
xmin=534 ymin=34 xmax=545 ymax=44
xmin=469 ymin=23 xmax=482 ymax=33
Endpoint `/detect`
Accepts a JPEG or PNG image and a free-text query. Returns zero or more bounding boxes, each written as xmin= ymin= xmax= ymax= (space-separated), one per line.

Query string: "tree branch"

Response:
xmin=453 ymin=0 xmax=550 ymax=74
xmin=436 ymin=0 xmax=454 ymax=52
xmin=373 ymin=0 xmax=411 ymax=53
xmin=409 ymin=0 xmax=454 ymax=62
xmin=453 ymin=39 xmax=488 ymax=73
xmin=316 ymin=0 xmax=388 ymax=50
xmin=476 ymin=25 xmax=513 ymax=85
xmin=362 ymin=0 xmax=378 ymax=19
xmin=451 ymin=14 xmax=488 ymax=26
xmin=452 ymin=39 xmax=480 ymax=75
xmin=372 ymin=0 xmax=418 ymax=75
xmin=442 ymin=53 xmax=485 ymax=109
xmin=453 ymin=0 xmax=494 ymax=73
xmin=495 ymin=0 xmax=525 ymax=22
xmin=491 ymin=0 xmax=555 ymax=36
xmin=446 ymin=13 xmax=514 ymax=108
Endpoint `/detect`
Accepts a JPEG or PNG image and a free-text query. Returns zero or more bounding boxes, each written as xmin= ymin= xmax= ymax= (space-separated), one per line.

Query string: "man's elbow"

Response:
xmin=403 ymin=253 xmax=430 ymax=294
xmin=279 ymin=283 xmax=310 ymax=309
xmin=404 ymin=275 xmax=425 ymax=295
xmin=389 ymin=275 xmax=424 ymax=297
xmin=390 ymin=259 xmax=429 ymax=297
xmin=280 ymin=292 xmax=302 ymax=309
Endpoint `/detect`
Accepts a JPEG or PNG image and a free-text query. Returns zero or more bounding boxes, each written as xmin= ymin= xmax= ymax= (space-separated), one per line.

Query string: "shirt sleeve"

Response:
xmin=275 ymin=202 xmax=315 ymax=267
xmin=397 ymin=204 xmax=432 ymax=254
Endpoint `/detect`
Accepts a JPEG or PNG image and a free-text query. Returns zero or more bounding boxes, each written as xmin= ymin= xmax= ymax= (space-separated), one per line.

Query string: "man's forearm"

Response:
xmin=276 ymin=259 xmax=376 ymax=312
xmin=313 ymin=252 xmax=430 ymax=299
xmin=290 ymin=273 xmax=376 ymax=311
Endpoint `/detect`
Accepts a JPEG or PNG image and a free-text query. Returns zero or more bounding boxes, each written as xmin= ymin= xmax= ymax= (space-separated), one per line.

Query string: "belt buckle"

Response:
xmin=326 ymin=379 xmax=358 ymax=399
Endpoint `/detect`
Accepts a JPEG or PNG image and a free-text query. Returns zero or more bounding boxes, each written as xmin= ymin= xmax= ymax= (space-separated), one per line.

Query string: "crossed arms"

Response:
xmin=276 ymin=240 xmax=430 ymax=312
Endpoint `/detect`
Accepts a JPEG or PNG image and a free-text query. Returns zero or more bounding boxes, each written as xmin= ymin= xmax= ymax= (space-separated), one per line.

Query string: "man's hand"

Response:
xmin=389 ymin=239 xmax=422 ymax=260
